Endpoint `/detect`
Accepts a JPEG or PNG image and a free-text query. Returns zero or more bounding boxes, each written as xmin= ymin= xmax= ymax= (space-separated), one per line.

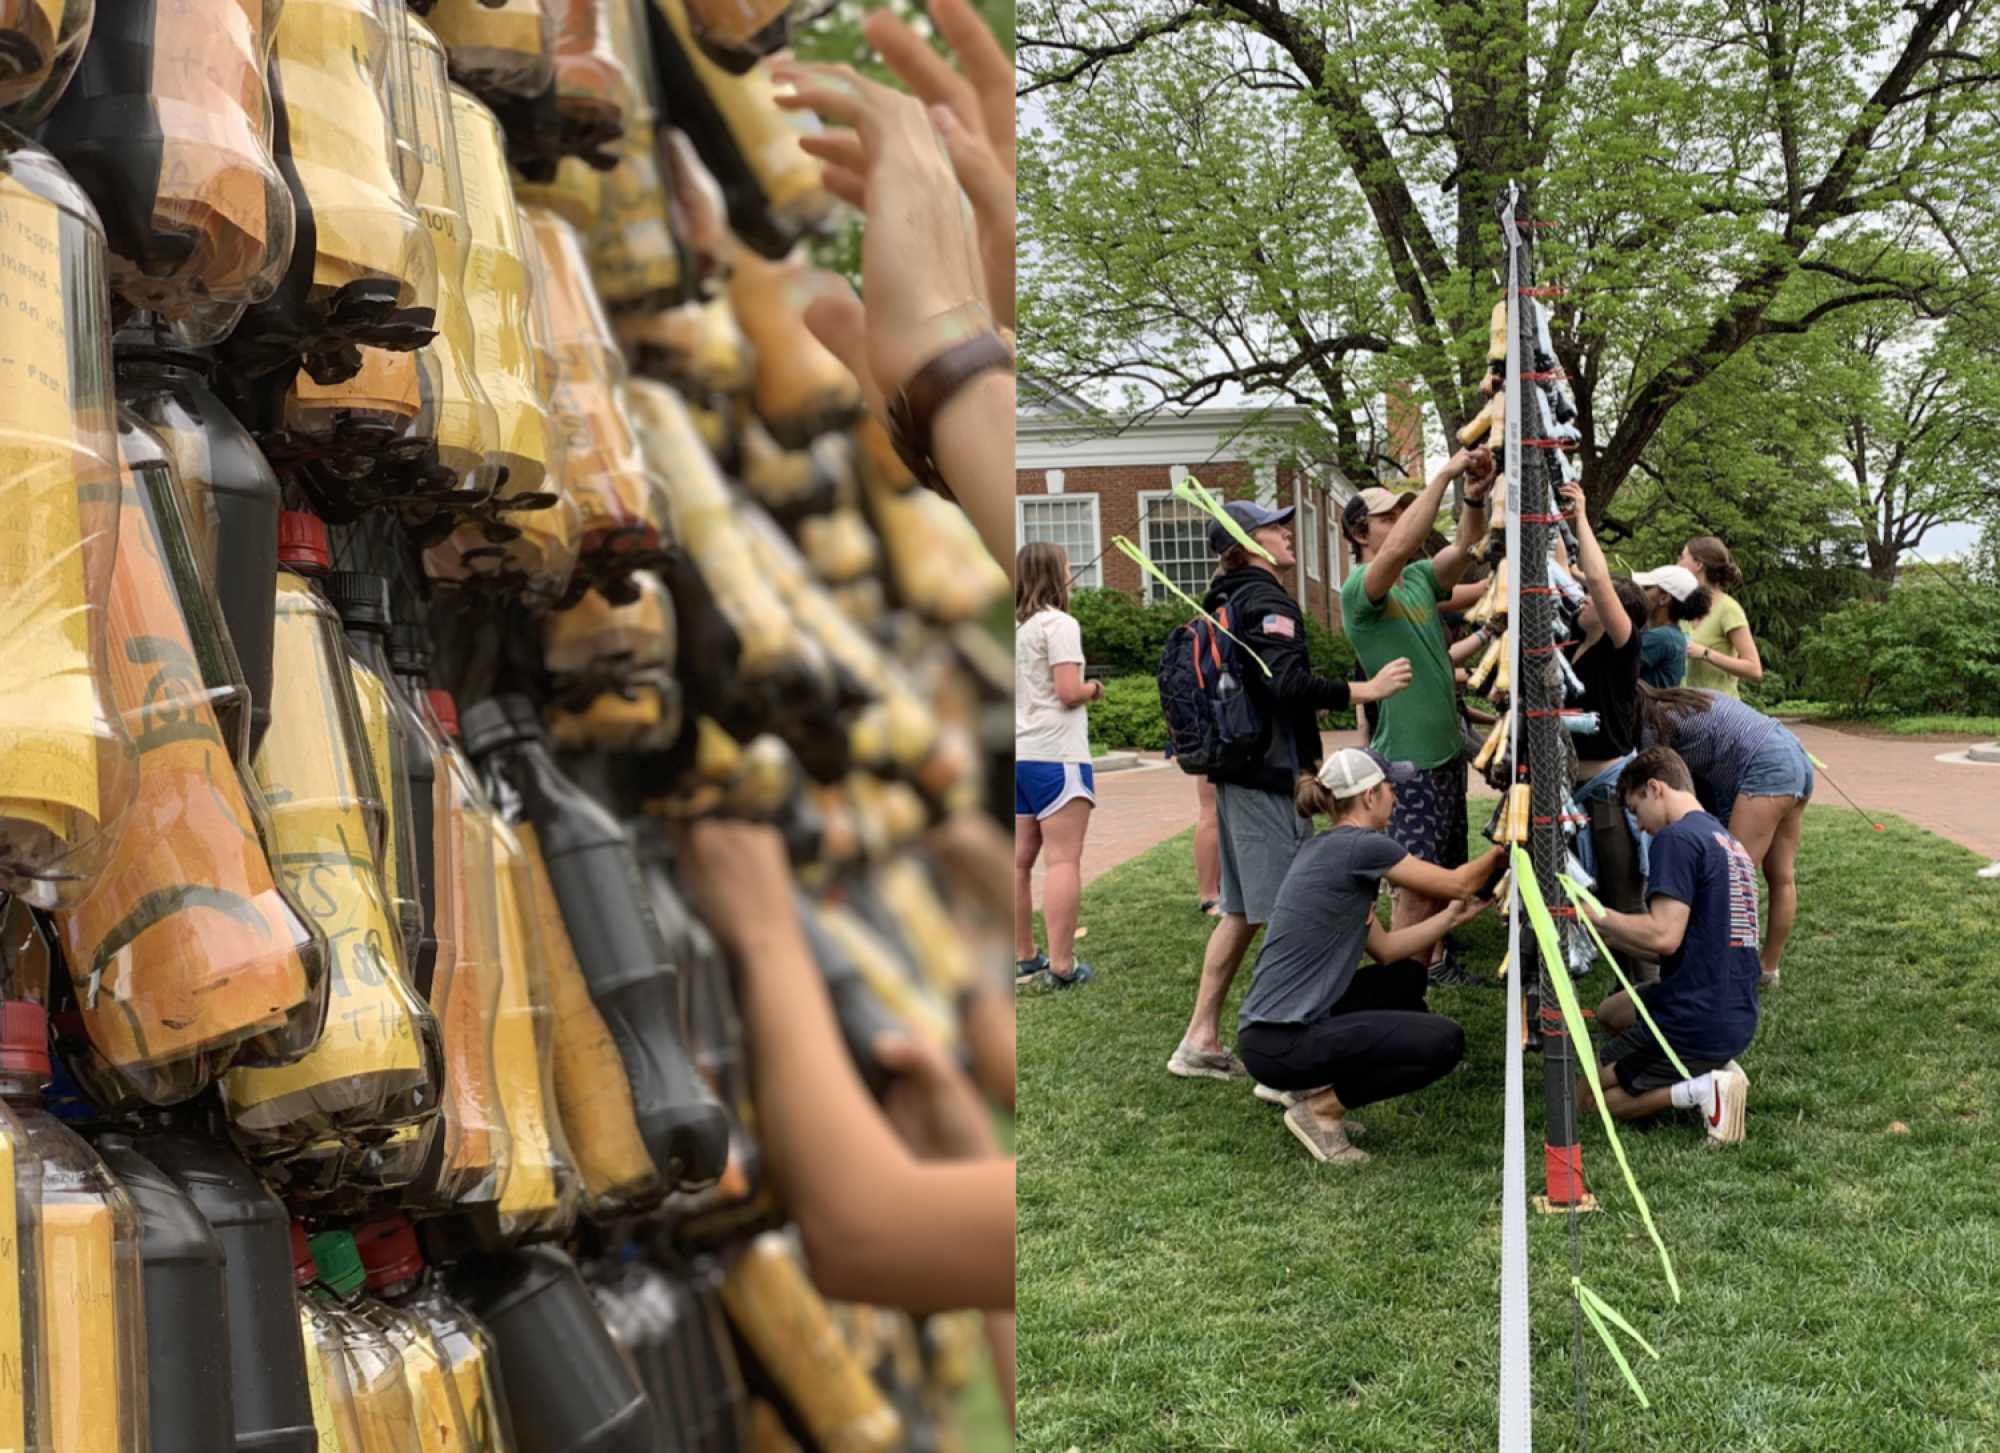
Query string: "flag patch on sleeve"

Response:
xmin=1260 ymin=614 xmax=1296 ymax=638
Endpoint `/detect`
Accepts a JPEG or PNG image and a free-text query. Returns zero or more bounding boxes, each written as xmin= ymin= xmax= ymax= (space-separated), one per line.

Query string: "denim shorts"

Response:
xmin=1737 ymin=728 xmax=1815 ymax=802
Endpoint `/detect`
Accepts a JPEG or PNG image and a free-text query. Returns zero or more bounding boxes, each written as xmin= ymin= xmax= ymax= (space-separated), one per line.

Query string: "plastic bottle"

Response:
xmin=332 ymin=1222 xmax=479 ymax=1453
xmin=133 ymin=1120 xmax=319 ymax=1453
xmin=486 ymin=805 xmax=582 ymax=1243
xmin=613 ymin=293 xmax=749 ymax=403
xmin=0 ymin=1000 xmax=146 ymax=1453
xmin=519 ymin=204 xmax=672 ymax=603
xmin=358 ymin=1213 xmax=519 ymax=1453
xmin=0 ymin=133 xmax=140 ymax=907
xmin=91 ymin=1134 xmax=236 ymax=1453
xmin=849 ymin=420 xmax=1007 ymax=628
xmin=425 ymin=86 xmax=576 ymax=607
xmin=227 ymin=0 xmax=438 ymax=382
xmin=292 ymin=1220 xmax=370 ymax=1453
xmin=409 ymin=687 xmax=511 ymax=1211
xmin=727 ymin=248 xmax=862 ymax=450
xmin=429 ymin=0 xmax=555 ymax=105
xmin=0 ymin=1049 xmax=43 ymax=1453
xmin=644 ymin=0 xmax=831 ymax=259
xmin=541 ymin=573 xmax=680 ymax=754
xmin=113 ymin=326 xmax=284 ymax=757
xmin=717 ymin=1233 xmax=903 ymax=1453
xmin=547 ymin=0 xmax=630 ymax=161
xmin=221 ymin=514 xmax=444 ymax=1182
xmin=678 ymin=0 xmax=797 ymax=74
xmin=585 ymin=2 xmax=687 ymax=317
xmin=52 ymin=411 xmax=326 ymax=1106
xmin=443 ymin=1245 xmax=655 ymax=1453
xmin=308 ymin=1230 xmax=424 ymax=1453
xmin=0 ymin=0 xmax=90 ymax=126
xmin=463 ymin=695 xmax=728 ymax=1193
xmin=37 ymin=0 xmax=294 ymax=336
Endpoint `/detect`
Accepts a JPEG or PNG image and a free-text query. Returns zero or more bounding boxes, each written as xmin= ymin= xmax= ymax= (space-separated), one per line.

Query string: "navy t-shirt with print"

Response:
xmin=1640 ymin=811 xmax=1762 ymax=1061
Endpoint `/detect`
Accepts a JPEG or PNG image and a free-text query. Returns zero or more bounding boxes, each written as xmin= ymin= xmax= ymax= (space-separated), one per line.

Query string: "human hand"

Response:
xmin=1363 ymin=656 xmax=1413 ymax=702
xmin=874 ymin=1030 xmax=1001 ymax=1161
xmin=673 ymin=818 xmax=798 ymax=956
xmin=1461 ymin=446 xmax=1497 ymax=497
xmin=1451 ymin=896 xmax=1495 ymax=927
xmin=769 ymin=60 xmax=987 ymax=410
xmin=1557 ymin=481 xmax=1586 ymax=522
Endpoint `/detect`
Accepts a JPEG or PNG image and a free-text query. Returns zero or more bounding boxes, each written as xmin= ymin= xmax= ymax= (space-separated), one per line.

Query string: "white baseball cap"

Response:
xmin=1632 ymin=565 xmax=1699 ymax=601
xmin=1316 ymin=746 xmax=1419 ymax=799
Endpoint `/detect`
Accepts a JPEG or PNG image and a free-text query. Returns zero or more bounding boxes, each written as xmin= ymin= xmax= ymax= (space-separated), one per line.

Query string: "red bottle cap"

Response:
xmin=0 ymin=1001 xmax=49 ymax=1077
xmin=289 ymin=1221 xmax=317 ymax=1288
xmin=428 ymin=690 xmax=460 ymax=738
xmin=277 ymin=511 xmax=330 ymax=575
xmin=354 ymin=1212 xmax=424 ymax=1290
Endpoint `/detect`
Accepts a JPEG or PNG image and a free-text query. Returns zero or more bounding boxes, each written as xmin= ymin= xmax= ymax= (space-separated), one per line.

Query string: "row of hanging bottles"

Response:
xmin=0 ymin=0 xmax=1013 ymax=1447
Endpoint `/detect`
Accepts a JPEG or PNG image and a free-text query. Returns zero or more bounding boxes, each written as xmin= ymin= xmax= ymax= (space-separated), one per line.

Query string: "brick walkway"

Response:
xmin=1033 ymin=721 xmax=2000 ymax=893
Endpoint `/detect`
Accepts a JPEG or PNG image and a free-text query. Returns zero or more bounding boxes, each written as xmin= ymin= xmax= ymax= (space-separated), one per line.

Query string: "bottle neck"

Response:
xmin=0 ymin=1071 xmax=46 ymax=1104
xmin=374 ymin=1270 xmax=423 ymax=1303
xmin=344 ymin=625 xmax=396 ymax=681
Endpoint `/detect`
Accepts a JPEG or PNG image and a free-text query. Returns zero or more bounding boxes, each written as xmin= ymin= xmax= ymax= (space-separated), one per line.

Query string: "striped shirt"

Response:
xmin=1637 ymin=690 xmax=1777 ymax=810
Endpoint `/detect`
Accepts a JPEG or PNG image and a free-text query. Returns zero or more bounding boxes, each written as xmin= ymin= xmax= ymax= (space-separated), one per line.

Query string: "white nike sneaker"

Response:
xmin=1705 ymin=1063 xmax=1749 ymax=1145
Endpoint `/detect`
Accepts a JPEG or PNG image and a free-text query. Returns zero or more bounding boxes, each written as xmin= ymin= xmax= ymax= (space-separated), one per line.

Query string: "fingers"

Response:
xmin=769 ymin=60 xmax=877 ymax=130
xmin=798 ymin=128 xmax=866 ymax=177
xmin=929 ymin=105 xmax=1015 ymax=328
xmin=862 ymin=7 xmax=982 ymax=136
xmin=801 ymin=285 xmax=885 ymax=417
xmin=929 ymin=0 xmax=1015 ymax=165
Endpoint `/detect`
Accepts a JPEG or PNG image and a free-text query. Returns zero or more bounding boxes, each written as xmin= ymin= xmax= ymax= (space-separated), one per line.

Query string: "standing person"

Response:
xmin=1679 ymin=536 xmax=1762 ymax=696
xmin=1632 ymin=565 xmax=1713 ymax=689
xmin=1014 ymin=542 xmax=1101 ymax=988
xmin=1630 ymin=685 xmax=1813 ymax=985
xmin=1194 ymin=777 xmax=1222 ymax=915
xmin=1237 ymin=748 xmax=1505 ymax=1163
xmin=1339 ymin=445 xmax=1497 ymax=986
xmin=1557 ymin=482 xmax=1646 ymax=786
xmin=1167 ymin=501 xmax=1413 ymax=1080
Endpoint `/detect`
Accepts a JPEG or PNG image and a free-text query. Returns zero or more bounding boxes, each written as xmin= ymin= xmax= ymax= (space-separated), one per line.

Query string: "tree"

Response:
xmin=1017 ymin=0 xmax=2000 ymax=518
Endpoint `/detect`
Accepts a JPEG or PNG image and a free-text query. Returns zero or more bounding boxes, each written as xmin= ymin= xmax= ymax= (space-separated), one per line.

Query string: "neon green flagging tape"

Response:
xmin=1511 ymin=847 xmax=1681 ymax=1303
xmin=1558 ymin=874 xmax=1692 ymax=1082
xmin=1807 ymin=751 xmax=1828 ymax=771
xmin=1576 ymin=1280 xmax=1660 ymax=1360
xmin=1173 ymin=477 xmax=1275 ymax=562
xmin=1575 ymin=1282 xmax=1655 ymax=1409
xmin=1111 ymin=537 xmax=1271 ymax=676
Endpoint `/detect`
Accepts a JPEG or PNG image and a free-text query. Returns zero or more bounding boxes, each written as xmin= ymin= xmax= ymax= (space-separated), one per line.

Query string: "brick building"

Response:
xmin=1015 ymin=404 xmax=1360 ymax=628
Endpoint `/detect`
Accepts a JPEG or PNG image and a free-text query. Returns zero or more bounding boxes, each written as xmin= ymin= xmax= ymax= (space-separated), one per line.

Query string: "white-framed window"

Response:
xmin=1301 ymin=497 xmax=1320 ymax=581
xmin=1138 ymin=491 xmax=1217 ymax=604
xmin=1017 ymin=494 xmax=1101 ymax=587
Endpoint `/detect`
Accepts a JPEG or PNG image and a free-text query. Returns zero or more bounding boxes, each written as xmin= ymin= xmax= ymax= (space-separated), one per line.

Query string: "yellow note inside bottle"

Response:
xmin=41 ymin=1200 xmax=120 ymax=1453
xmin=0 ymin=1132 xmax=21 ymax=1453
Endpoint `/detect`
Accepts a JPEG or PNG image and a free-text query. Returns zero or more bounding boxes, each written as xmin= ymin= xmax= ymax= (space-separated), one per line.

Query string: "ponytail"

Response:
xmin=1668 ymin=585 xmax=1713 ymax=624
xmin=1295 ymin=773 xmax=1335 ymax=821
xmin=1684 ymin=536 xmax=1743 ymax=592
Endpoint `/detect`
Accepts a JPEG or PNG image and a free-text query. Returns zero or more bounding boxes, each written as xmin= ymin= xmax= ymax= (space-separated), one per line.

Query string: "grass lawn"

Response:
xmin=1017 ymin=808 xmax=2000 ymax=1452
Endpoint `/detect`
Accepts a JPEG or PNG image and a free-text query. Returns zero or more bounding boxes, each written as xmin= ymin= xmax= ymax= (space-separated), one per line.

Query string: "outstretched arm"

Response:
xmin=1362 ymin=447 xmax=1486 ymax=604
xmin=1557 ymin=482 xmax=1629 ymax=647
xmin=678 ymin=820 xmax=1014 ymax=1312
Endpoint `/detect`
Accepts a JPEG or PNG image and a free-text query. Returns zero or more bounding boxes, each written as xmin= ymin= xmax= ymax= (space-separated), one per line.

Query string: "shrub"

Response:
xmin=1796 ymin=574 xmax=2000 ymax=718
xmin=1086 ymin=675 xmax=1170 ymax=754
xmin=1069 ymin=587 xmax=1188 ymax=676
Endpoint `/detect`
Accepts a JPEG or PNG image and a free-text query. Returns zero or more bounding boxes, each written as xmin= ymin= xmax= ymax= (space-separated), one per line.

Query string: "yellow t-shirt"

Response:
xmin=1682 ymin=592 xmax=1750 ymax=697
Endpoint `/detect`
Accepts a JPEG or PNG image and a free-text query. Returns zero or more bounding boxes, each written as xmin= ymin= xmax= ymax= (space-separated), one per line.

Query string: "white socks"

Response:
xmin=1668 ymin=1073 xmax=1715 ymax=1110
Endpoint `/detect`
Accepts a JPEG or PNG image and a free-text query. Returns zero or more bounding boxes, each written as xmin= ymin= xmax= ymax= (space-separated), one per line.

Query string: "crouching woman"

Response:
xmin=1237 ymin=747 xmax=1506 ymax=1165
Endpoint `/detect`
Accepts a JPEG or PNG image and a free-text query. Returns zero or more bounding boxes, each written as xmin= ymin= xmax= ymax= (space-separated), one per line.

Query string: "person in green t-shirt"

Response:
xmin=1678 ymin=536 xmax=1763 ymax=698
xmin=1338 ymin=444 xmax=1495 ymax=988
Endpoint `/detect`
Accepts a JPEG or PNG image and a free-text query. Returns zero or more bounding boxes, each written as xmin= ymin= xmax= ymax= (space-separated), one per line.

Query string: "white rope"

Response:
xmin=1496 ymin=182 xmax=1533 ymax=1453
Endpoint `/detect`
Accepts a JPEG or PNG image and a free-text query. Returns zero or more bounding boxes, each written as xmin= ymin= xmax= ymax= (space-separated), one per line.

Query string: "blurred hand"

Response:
xmin=875 ymin=1031 xmax=1000 ymax=1161
xmin=674 ymin=819 xmax=798 ymax=955
xmin=1460 ymin=446 xmax=1497 ymax=497
xmin=1451 ymin=895 xmax=1496 ymax=928
xmin=1368 ymin=656 xmax=1413 ymax=700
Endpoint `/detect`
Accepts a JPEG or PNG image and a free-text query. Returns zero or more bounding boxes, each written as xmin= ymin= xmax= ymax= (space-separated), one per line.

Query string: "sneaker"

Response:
xmin=1283 ymin=1101 xmax=1369 ymax=1163
xmin=1015 ymin=952 xmax=1049 ymax=985
xmin=1166 ymin=1040 xmax=1247 ymax=1080
xmin=1705 ymin=1063 xmax=1748 ymax=1145
xmin=1428 ymin=951 xmax=1489 ymax=989
xmin=1979 ymin=859 xmax=2000 ymax=879
xmin=1042 ymin=961 xmax=1093 ymax=989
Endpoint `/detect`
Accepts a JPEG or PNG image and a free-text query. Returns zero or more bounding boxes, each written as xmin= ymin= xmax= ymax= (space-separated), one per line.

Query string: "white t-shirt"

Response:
xmin=1015 ymin=607 xmax=1092 ymax=763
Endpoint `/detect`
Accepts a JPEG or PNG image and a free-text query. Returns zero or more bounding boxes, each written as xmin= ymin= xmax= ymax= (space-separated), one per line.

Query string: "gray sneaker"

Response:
xmin=1283 ymin=1102 xmax=1369 ymax=1163
xmin=1166 ymin=1040 xmax=1247 ymax=1080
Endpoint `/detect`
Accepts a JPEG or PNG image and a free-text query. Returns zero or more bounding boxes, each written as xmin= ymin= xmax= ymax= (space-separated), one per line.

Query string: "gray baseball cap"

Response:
xmin=1316 ymin=746 xmax=1418 ymax=798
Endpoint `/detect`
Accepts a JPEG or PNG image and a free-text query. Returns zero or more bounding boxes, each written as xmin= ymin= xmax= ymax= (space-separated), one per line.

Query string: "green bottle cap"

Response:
xmin=309 ymin=1231 xmax=367 ymax=1299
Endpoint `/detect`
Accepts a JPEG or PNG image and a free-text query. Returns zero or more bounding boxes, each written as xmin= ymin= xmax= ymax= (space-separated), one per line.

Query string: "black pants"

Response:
xmin=1238 ymin=959 xmax=1467 ymax=1110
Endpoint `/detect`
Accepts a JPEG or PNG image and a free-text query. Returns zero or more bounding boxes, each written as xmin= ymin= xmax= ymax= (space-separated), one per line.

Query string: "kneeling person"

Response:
xmin=1579 ymin=746 xmax=1759 ymax=1143
xmin=1237 ymin=748 xmax=1505 ymax=1165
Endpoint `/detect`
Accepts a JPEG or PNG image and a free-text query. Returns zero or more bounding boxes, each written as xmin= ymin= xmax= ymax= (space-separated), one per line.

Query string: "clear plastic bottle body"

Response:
xmin=425 ymin=87 xmax=577 ymax=607
xmin=220 ymin=571 xmax=443 ymax=1174
xmin=0 ymin=1091 xmax=43 ymax=1453
xmin=351 ymin=1294 xmax=476 ymax=1453
xmin=0 ymin=136 xmax=139 ymax=906
xmin=0 ymin=0 xmax=93 ymax=127
xmin=37 ymin=0 xmax=296 ymax=330
xmin=301 ymin=1291 xmax=370 ymax=1453
xmin=51 ymin=411 xmax=325 ymax=1105
xmin=547 ymin=0 xmax=630 ymax=157
xmin=391 ymin=1275 xmax=517 ymax=1453
xmin=727 ymin=248 xmax=861 ymax=450
xmin=485 ymin=813 xmax=580 ymax=1242
xmin=323 ymin=1296 xmax=422 ymax=1453
xmin=614 ymin=293 xmax=750 ymax=402
xmin=5 ymin=1077 xmax=147 ymax=1453
xmin=428 ymin=0 xmax=554 ymax=104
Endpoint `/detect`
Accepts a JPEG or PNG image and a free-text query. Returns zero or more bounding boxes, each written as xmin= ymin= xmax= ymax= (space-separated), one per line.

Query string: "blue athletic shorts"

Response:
xmin=1016 ymin=761 xmax=1095 ymax=819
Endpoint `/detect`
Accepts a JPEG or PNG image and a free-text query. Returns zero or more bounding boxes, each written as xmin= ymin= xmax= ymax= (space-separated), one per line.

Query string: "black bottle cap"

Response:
xmin=326 ymin=571 xmax=393 ymax=631
xmin=460 ymin=697 xmax=530 ymax=760
xmin=388 ymin=622 xmax=432 ymax=676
